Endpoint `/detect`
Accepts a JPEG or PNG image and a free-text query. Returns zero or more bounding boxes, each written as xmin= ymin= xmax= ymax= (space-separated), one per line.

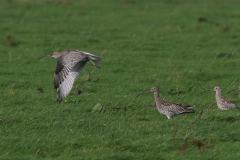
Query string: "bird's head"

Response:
xmin=150 ymin=87 xmax=159 ymax=92
xmin=201 ymin=86 xmax=221 ymax=94
xmin=39 ymin=52 xmax=62 ymax=59
xmin=135 ymin=87 xmax=159 ymax=98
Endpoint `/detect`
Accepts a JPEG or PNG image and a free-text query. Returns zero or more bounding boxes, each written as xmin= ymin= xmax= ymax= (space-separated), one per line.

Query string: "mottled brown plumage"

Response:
xmin=136 ymin=87 xmax=195 ymax=119
xmin=145 ymin=101 xmax=194 ymax=109
xmin=202 ymin=86 xmax=239 ymax=110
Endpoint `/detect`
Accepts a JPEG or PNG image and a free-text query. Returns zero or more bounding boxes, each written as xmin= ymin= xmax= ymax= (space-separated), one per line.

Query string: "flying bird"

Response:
xmin=136 ymin=87 xmax=195 ymax=119
xmin=41 ymin=49 xmax=102 ymax=103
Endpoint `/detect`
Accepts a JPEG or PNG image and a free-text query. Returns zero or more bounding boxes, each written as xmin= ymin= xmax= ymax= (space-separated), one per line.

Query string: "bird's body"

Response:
xmin=146 ymin=101 xmax=195 ymax=109
xmin=41 ymin=50 xmax=102 ymax=103
xmin=202 ymin=86 xmax=239 ymax=110
xmin=136 ymin=87 xmax=195 ymax=119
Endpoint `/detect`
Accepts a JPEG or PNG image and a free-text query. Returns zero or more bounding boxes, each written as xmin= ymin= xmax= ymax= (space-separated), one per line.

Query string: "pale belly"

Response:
xmin=217 ymin=102 xmax=228 ymax=110
xmin=158 ymin=109 xmax=171 ymax=116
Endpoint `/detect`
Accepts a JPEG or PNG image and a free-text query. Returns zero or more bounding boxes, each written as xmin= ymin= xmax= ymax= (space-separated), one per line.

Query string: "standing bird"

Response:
xmin=201 ymin=86 xmax=239 ymax=110
xmin=41 ymin=50 xmax=102 ymax=103
xmin=136 ymin=87 xmax=195 ymax=119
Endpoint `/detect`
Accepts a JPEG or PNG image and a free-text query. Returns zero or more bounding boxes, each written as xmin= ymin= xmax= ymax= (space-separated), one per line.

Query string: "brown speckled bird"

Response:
xmin=202 ymin=86 xmax=239 ymax=110
xmin=41 ymin=49 xmax=102 ymax=103
xmin=136 ymin=87 xmax=195 ymax=119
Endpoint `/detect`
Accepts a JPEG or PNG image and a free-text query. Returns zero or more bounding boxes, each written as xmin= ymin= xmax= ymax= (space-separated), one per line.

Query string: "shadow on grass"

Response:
xmin=207 ymin=116 xmax=240 ymax=123
xmin=3 ymin=34 xmax=19 ymax=47
xmin=220 ymin=133 xmax=240 ymax=142
xmin=172 ymin=128 xmax=216 ymax=153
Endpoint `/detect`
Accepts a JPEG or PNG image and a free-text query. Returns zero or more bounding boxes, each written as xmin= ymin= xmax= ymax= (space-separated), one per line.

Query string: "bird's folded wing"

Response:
xmin=161 ymin=101 xmax=194 ymax=114
xmin=221 ymin=97 xmax=240 ymax=109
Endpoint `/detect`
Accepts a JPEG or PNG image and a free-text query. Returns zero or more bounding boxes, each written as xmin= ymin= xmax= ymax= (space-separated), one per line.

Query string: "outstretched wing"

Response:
xmin=54 ymin=52 xmax=87 ymax=103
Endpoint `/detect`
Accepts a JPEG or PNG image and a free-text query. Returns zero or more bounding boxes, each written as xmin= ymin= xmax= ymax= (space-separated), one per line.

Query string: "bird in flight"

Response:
xmin=41 ymin=49 xmax=102 ymax=103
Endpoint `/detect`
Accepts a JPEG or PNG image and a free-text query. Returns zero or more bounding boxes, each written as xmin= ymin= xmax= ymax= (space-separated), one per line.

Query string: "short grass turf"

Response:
xmin=1 ymin=0 xmax=240 ymax=159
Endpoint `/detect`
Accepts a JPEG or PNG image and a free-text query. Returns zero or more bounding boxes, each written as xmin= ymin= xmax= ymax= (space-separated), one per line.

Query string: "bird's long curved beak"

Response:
xmin=135 ymin=90 xmax=151 ymax=98
xmin=39 ymin=54 xmax=52 ymax=59
xmin=201 ymin=89 xmax=213 ymax=94
xmin=226 ymin=88 xmax=239 ymax=95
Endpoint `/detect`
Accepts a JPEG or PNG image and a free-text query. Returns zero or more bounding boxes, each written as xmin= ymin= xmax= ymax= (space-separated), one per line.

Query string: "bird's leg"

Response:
xmin=89 ymin=60 xmax=101 ymax=69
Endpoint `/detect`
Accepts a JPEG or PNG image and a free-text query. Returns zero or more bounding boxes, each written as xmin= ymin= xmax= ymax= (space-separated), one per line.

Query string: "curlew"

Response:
xmin=136 ymin=87 xmax=195 ymax=119
xmin=41 ymin=49 xmax=102 ymax=103
xmin=201 ymin=86 xmax=239 ymax=110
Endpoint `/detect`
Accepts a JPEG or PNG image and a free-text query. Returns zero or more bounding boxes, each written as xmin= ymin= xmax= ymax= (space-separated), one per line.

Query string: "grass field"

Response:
xmin=1 ymin=0 xmax=240 ymax=159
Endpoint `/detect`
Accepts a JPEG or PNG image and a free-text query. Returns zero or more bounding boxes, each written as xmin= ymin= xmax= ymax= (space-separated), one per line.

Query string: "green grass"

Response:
xmin=1 ymin=0 xmax=240 ymax=159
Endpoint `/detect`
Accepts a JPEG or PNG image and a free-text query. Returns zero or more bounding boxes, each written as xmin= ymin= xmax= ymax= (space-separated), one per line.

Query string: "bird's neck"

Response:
xmin=215 ymin=91 xmax=221 ymax=97
xmin=154 ymin=91 xmax=162 ymax=103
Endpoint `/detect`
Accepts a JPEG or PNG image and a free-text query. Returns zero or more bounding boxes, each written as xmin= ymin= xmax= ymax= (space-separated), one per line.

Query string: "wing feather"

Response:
xmin=56 ymin=61 xmax=87 ymax=102
xmin=53 ymin=51 xmax=102 ymax=103
xmin=54 ymin=53 xmax=86 ymax=89
xmin=158 ymin=101 xmax=194 ymax=117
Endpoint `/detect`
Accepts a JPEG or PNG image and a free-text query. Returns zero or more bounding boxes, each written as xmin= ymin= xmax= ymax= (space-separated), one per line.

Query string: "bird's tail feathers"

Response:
xmin=184 ymin=105 xmax=195 ymax=109
xmin=184 ymin=109 xmax=195 ymax=113
xmin=88 ymin=55 xmax=103 ymax=63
